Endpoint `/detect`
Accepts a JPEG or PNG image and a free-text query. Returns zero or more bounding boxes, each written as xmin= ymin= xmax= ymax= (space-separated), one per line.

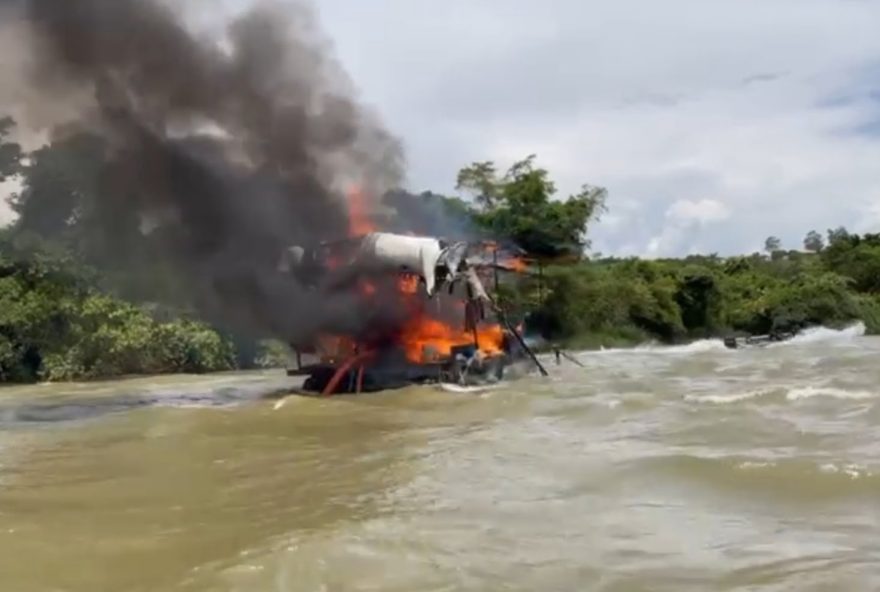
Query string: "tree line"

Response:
xmin=445 ymin=155 xmax=880 ymax=347
xmin=2 ymin=114 xmax=878 ymax=381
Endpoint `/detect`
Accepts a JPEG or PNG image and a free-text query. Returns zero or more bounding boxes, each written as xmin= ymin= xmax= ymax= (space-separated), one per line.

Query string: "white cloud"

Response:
xmin=667 ymin=199 xmax=730 ymax=224
xmin=311 ymin=0 xmax=880 ymax=256
xmin=4 ymin=0 xmax=880 ymax=256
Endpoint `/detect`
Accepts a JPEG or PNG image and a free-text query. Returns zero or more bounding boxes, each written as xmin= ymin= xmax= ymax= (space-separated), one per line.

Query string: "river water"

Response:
xmin=0 ymin=325 xmax=878 ymax=591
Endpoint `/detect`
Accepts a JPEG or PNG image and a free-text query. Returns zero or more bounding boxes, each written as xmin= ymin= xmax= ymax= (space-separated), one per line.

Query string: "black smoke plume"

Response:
xmin=1 ymin=0 xmax=407 ymax=346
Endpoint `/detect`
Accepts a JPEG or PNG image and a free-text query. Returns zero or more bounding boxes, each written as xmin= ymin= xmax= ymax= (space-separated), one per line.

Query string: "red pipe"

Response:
xmin=356 ymin=364 xmax=365 ymax=394
xmin=321 ymin=351 xmax=374 ymax=396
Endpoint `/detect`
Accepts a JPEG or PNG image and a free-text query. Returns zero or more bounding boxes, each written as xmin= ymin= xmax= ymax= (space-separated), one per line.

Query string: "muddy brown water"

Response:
xmin=0 ymin=325 xmax=878 ymax=591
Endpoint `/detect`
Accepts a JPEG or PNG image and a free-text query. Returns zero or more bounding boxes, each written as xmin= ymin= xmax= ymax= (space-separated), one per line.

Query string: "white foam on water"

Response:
xmin=737 ymin=461 xmax=775 ymax=470
xmin=581 ymin=321 xmax=867 ymax=358
xmin=684 ymin=390 xmax=771 ymax=405
xmin=777 ymin=322 xmax=866 ymax=346
xmin=590 ymin=338 xmax=729 ymax=356
xmin=785 ymin=386 xmax=876 ymax=401
xmin=819 ymin=463 xmax=873 ymax=479
xmin=644 ymin=339 xmax=730 ymax=354
xmin=686 ymin=383 xmax=877 ymax=404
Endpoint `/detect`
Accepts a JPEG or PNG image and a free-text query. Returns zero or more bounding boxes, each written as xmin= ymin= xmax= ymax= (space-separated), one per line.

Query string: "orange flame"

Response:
xmin=316 ymin=334 xmax=359 ymax=364
xmin=348 ymin=186 xmax=376 ymax=236
xmin=312 ymin=187 xmax=510 ymax=368
xmin=398 ymin=274 xmax=420 ymax=295
xmin=505 ymin=257 xmax=528 ymax=273
xmin=399 ymin=313 xmax=505 ymax=363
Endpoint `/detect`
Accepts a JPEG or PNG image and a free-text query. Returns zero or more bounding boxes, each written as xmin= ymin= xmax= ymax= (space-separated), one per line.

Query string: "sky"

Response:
xmin=4 ymin=0 xmax=880 ymax=257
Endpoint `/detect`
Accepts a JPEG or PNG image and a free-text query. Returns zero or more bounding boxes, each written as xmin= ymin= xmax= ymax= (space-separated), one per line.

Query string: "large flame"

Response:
xmin=485 ymin=241 xmax=529 ymax=272
xmin=399 ymin=312 xmax=505 ymax=363
xmin=505 ymin=257 xmax=528 ymax=273
xmin=312 ymin=186 xmax=507 ymax=367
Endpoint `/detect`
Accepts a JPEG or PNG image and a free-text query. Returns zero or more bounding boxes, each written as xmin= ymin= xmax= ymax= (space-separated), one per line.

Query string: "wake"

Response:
xmin=586 ymin=321 xmax=867 ymax=356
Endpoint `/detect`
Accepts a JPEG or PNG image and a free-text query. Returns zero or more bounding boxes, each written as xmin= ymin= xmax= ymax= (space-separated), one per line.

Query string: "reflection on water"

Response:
xmin=1 ymin=327 xmax=879 ymax=591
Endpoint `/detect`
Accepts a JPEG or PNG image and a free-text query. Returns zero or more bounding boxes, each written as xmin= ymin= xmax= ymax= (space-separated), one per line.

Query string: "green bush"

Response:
xmin=1 ymin=236 xmax=237 ymax=383
xmin=524 ymin=250 xmax=871 ymax=348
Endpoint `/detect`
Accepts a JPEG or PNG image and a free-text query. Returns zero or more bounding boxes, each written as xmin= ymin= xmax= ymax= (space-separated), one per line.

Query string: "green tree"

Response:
xmin=460 ymin=155 xmax=607 ymax=259
xmin=1 ymin=232 xmax=236 ymax=382
xmin=819 ymin=232 xmax=880 ymax=294
xmin=0 ymin=116 xmax=23 ymax=183
xmin=456 ymin=161 xmax=501 ymax=209
xmin=9 ymin=130 xmax=109 ymax=241
xmin=827 ymin=226 xmax=851 ymax=247
xmin=764 ymin=236 xmax=781 ymax=253
xmin=803 ymin=230 xmax=824 ymax=252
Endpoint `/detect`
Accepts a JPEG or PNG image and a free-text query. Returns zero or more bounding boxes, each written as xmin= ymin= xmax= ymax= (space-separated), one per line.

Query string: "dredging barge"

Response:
xmin=278 ymin=231 xmax=543 ymax=395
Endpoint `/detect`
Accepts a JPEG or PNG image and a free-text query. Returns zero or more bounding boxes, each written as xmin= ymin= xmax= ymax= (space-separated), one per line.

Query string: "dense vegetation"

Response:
xmin=2 ymin=116 xmax=878 ymax=381
xmin=451 ymin=159 xmax=880 ymax=347
xmin=0 ymin=229 xmax=238 ymax=381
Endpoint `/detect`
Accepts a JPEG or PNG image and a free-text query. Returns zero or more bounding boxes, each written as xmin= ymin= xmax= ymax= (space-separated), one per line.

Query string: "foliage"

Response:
xmin=0 ymin=116 xmax=23 ymax=183
xmin=818 ymin=232 xmax=880 ymax=293
xmin=449 ymin=157 xmax=876 ymax=347
xmin=0 ymin=232 xmax=236 ymax=382
xmin=803 ymin=230 xmax=824 ymax=253
xmin=456 ymin=161 xmax=502 ymax=209
xmin=525 ymin=246 xmax=875 ymax=347
xmin=253 ymin=339 xmax=293 ymax=369
xmin=764 ymin=236 xmax=781 ymax=253
xmin=457 ymin=155 xmax=607 ymax=259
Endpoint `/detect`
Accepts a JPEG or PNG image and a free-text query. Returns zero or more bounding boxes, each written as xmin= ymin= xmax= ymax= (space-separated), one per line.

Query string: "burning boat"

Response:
xmin=278 ymin=228 xmax=542 ymax=395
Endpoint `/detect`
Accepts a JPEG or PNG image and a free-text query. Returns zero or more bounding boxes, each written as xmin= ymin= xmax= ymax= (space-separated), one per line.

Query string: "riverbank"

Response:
xmin=5 ymin=224 xmax=880 ymax=384
xmin=522 ymin=245 xmax=880 ymax=349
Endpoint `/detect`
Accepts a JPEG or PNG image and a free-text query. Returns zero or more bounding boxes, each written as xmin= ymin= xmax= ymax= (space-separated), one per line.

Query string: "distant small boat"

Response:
xmin=723 ymin=331 xmax=798 ymax=349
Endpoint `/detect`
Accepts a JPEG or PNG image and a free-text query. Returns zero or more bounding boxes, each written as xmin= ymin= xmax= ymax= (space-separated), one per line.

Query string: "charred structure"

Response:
xmin=279 ymin=230 xmax=531 ymax=394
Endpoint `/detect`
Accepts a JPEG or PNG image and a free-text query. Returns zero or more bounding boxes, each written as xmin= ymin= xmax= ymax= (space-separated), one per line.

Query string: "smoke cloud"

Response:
xmin=0 ymin=0 xmax=407 ymax=345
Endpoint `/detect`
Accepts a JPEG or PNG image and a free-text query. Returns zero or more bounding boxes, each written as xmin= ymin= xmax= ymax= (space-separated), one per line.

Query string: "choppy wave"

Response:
xmin=628 ymin=454 xmax=880 ymax=498
xmin=774 ymin=322 xmax=866 ymax=346
xmin=641 ymin=339 xmax=730 ymax=354
xmin=684 ymin=384 xmax=877 ymax=404
xmin=785 ymin=385 xmax=875 ymax=401
xmin=593 ymin=338 xmax=729 ymax=355
xmin=0 ymin=383 xmax=293 ymax=428
xmin=591 ymin=321 xmax=867 ymax=356
xmin=683 ymin=389 xmax=775 ymax=404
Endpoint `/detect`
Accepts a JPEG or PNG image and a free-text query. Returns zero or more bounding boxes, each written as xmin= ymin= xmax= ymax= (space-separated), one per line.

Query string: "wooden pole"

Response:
xmin=492 ymin=246 xmax=500 ymax=292
xmin=537 ymin=260 xmax=544 ymax=302
xmin=500 ymin=313 xmax=548 ymax=377
xmin=465 ymin=280 xmax=480 ymax=350
xmin=491 ymin=298 xmax=548 ymax=377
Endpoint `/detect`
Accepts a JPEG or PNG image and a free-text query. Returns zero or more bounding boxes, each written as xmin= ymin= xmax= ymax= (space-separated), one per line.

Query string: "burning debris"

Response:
xmin=270 ymin=179 xmax=546 ymax=395
xmin=279 ymin=227 xmax=540 ymax=394
xmin=274 ymin=182 xmax=545 ymax=395
xmin=280 ymin=232 xmax=469 ymax=297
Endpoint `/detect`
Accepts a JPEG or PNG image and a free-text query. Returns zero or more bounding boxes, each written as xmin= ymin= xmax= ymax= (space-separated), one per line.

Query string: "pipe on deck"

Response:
xmin=321 ymin=351 xmax=375 ymax=396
